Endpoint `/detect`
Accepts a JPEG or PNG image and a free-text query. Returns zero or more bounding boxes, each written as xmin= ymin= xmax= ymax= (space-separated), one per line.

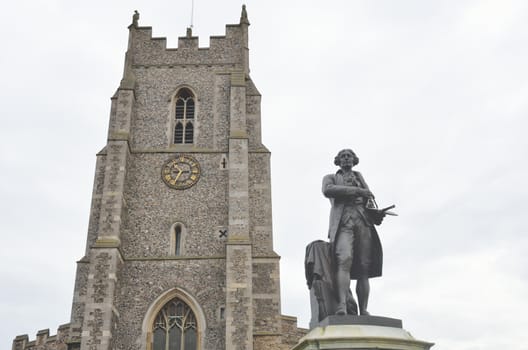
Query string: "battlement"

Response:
xmin=128 ymin=8 xmax=249 ymax=68
xmin=281 ymin=315 xmax=309 ymax=348
xmin=12 ymin=324 xmax=70 ymax=350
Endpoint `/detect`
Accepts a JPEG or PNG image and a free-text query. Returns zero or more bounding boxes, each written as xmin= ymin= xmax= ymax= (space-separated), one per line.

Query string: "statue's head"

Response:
xmin=334 ymin=149 xmax=359 ymax=168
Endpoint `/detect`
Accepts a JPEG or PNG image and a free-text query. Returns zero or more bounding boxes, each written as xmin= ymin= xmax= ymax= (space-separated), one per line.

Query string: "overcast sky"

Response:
xmin=1 ymin=1 xmax=527 ymax=349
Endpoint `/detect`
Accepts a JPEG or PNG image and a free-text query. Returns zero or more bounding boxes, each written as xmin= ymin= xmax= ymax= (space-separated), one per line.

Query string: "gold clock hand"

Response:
xmin=174 ymin=169 xmax=183 ymax=181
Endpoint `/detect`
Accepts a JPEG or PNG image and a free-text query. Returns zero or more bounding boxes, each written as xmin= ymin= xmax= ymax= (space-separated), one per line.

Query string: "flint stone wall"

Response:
xmin=114 ymin=259 xmax=226 ymax=349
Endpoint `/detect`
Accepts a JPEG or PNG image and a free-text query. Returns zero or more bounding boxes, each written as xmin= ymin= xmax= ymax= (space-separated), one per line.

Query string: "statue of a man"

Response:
xmin=322 ymin=149 xmax=383 ymax=315
xmin=132 ymin=10 xmax=140 ymax=27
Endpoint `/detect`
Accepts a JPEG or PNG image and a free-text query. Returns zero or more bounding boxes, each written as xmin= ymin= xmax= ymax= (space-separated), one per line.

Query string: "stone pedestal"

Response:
xmin=292 ymin=316 xmax=434 ymax=350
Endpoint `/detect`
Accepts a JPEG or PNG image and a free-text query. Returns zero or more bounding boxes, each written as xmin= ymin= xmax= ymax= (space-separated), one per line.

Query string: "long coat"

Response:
xmin=322 ymin=170 xmax=383 ymax=279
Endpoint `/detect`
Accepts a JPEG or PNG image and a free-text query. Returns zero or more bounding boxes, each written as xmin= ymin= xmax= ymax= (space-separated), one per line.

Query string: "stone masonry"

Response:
xmin=13 ymin=7 xmax=307 ymax=350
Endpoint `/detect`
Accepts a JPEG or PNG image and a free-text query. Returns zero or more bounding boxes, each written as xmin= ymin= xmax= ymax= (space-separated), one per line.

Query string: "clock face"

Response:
xmin=162 ymin=155 xmax=201 ymax=190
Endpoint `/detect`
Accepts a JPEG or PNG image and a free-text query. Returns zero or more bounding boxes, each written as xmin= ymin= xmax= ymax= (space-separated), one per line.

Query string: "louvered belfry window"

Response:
xmin=152 ymin=298 xmax=198 ymax=350
xmin=173 ymin=88 xmax=195 ymax=144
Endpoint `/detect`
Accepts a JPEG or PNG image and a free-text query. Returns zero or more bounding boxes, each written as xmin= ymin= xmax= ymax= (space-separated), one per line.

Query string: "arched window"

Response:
xmin=170 ymin=223 xmax=186 ymax=256
xmin=143 ymin=289 xmax=205 ymax=350
xmin=174 ymin=225 xmax=182 ymax=256
xmin=152 ymin=297 xmax=198 ymax=350
xmin=173 ymin=88 xmax=195 ymax=144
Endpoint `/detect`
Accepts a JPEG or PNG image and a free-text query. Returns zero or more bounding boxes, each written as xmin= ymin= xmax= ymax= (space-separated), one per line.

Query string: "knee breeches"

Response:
xmin=335 ymin=213 xmax=372 ymax=277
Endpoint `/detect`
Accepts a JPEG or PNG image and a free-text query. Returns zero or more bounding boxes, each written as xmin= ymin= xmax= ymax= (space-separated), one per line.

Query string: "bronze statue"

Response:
xmin=305 ymin=149 xmax=395 ymax=324
xmin=322 ymin=149 xmax=387 ymax=316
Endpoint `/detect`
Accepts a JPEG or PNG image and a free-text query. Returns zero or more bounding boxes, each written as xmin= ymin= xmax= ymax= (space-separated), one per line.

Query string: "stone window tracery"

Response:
xmin=152 ymin=297 xmax=198 ymax=350
xmin=173 ymin=88 xmax=195 ymax=144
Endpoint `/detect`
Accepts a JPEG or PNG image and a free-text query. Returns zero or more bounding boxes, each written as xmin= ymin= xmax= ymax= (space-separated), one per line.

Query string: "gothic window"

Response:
xmin=174 ymin=225 xmax=182 ymax=256
xmin=170 ymin=223 xmax=186 ymax=256
xmin=152 ymin=298 xmax=198 ymax=350
xmin=173 ymin=88 xmax=195 ymax=144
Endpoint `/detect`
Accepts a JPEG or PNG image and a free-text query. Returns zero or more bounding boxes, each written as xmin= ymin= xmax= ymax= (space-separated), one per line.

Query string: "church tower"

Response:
xmin=12 ymin=7 xmax=306 ymax=350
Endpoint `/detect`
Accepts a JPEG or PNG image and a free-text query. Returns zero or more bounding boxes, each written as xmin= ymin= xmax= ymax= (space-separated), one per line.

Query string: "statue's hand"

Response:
xmin=361 ymin=189 xmax=374 ymax=199
xmin=366 ymin=208 xmax=385 ymax=226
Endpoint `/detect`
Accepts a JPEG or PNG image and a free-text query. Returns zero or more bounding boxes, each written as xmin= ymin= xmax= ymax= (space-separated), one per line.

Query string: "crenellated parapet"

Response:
xmin=128 ymin=18 xmax=249 ymax=70
xmin=281 ymin=315 xmax=309 ymax=348
xmin=12 ymin=324 xmax=70 ymax=350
